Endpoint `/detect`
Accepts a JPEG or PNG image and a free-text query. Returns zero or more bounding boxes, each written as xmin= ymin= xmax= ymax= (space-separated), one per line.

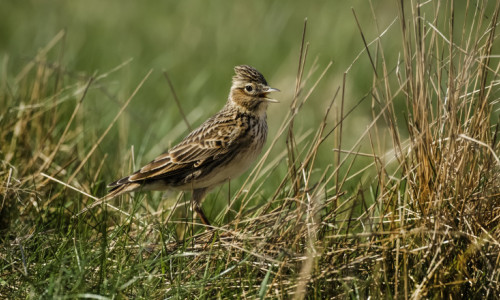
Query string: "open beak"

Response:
xmin=262 ymin=87 xmax=280 ymax=103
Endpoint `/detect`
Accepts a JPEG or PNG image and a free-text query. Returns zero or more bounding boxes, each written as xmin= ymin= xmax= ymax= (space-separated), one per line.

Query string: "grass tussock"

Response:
xmin=1 ymin=0 xmax=499 ymax=298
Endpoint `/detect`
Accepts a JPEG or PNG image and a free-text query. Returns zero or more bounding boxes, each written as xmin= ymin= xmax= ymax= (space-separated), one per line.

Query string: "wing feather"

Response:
xmin=118 ymin=114 xmax=246 ymax=184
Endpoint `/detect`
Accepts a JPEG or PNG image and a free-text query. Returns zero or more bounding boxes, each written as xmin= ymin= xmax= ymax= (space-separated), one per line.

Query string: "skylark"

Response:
xmin=105 ymin=65 xmax=279 ymax=226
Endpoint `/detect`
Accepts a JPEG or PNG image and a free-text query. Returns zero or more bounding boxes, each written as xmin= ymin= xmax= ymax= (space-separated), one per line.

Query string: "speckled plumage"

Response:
xmin=106 ymin=65 xmax=279 ymax=226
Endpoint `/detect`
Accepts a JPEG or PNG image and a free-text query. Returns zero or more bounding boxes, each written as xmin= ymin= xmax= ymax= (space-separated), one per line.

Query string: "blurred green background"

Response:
xmin=0 ymin=0 xmax=404 ymax=195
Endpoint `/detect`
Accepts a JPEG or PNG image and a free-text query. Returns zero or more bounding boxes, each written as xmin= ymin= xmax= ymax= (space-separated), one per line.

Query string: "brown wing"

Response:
xmin=107 ymin=110 xmax=247 ymax=189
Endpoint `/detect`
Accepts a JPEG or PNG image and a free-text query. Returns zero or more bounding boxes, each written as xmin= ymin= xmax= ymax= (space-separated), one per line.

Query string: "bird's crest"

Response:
xmin=233 ymin=65 xmax=268 ymax=85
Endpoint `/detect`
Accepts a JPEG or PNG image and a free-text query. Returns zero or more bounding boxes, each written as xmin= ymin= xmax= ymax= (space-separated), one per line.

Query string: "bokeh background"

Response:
xmin=0 ymin=2 xmax=399 ymax=139
xmin=1 ymin=0 xmax=421 ymax=202
xmin=2 ymin=0 xmax=495 ymax=200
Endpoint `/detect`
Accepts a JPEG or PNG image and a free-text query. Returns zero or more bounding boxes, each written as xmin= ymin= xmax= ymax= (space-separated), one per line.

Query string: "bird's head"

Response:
xmin=229 ymin=65 xmax=279 ymax=113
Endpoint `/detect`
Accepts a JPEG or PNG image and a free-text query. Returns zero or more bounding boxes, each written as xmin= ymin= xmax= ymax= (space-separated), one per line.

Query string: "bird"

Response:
xmin=104 ymin=65 xmax=279 ymax=227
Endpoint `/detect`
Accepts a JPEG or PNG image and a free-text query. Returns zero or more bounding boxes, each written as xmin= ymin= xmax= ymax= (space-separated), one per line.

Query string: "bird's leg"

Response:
xmin=192 ymin=188 xmax=212 ymax=229
xmin=194 ymin=203 xmax=212 ymax=228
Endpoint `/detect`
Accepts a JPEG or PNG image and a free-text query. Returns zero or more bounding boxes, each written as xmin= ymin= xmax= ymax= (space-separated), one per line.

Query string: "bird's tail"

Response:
xmin=105 ymin=182 xmax=142 ymax=199
xmin=75 ymin=182 xmax=141 ymax=217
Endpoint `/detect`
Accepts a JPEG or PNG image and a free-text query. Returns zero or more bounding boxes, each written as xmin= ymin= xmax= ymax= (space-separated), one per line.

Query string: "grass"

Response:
xmin=1 ymin=0 xmax=500 ymax=298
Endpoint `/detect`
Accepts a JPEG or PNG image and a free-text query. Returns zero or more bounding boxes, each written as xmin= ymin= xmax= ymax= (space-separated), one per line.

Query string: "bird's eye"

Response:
xmin=245 ymin=85 xmax=253 ymax=92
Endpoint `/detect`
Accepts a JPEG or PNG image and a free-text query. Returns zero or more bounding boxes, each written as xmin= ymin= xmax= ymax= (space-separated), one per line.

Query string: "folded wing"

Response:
xmin=107 ymin=114 xmax=247 ymax=193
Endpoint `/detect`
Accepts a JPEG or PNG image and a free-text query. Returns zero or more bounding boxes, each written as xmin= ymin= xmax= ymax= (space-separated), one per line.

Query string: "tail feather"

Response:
xmin=105 ymin=182 xmax=141 ymax=199
xmin=75 ymin=182 xmax=141 ymax=217
xmin=107 ymin=175 xmax=133 ymax=188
